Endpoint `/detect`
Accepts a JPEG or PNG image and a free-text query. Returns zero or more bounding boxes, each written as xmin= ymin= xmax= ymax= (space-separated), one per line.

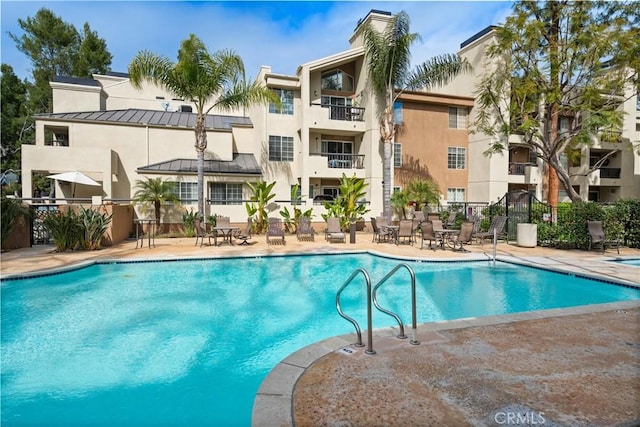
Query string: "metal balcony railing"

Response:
xmin=312 ymin=103 xmax=365 ymax=121
xmin=600 ymin=167 xmax=621 ymax=179
xmin=310 ymin=152 xmax=365 ymax=169
xmin=508 ymin=162 xmax=531 ymax=175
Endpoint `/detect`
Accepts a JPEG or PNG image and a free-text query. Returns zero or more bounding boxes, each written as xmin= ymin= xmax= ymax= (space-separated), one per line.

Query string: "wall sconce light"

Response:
xmin=313 ymin=90 xmax=318 ymax=97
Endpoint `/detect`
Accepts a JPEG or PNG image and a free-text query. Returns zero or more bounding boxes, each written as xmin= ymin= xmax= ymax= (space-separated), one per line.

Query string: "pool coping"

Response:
xmin=251 ymin=299 xmax=640 ymax=427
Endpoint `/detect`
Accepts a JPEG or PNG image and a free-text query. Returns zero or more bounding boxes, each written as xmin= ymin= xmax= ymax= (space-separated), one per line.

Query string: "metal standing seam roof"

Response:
xmin=33 ymin=108 xmax=253 ymax=131
xmin=136 ymin=154 xmax=262 ymax=175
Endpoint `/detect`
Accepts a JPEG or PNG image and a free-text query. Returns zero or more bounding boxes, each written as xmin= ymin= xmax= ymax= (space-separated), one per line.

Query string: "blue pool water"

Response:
xmin=614 ymin=259 xmax=640 ymax=267
xmin=2 ymin=253 xmax=638 ymax=426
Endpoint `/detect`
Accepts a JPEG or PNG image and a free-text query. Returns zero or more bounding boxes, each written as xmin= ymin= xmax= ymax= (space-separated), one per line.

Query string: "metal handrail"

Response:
xmin=335 ymin=268 xmax=375 ymax=355
xmin=371 ymin=263 xmax=420 ymax=345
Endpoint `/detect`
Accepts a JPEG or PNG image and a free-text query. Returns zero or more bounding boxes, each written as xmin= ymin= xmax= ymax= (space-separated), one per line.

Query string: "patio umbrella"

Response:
xmin=46 ymin=171 xmax=101 ymax=198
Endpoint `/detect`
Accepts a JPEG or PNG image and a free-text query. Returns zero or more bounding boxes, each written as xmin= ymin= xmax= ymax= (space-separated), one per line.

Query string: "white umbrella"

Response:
xmin=47 ymin=171 xmax=101 ymax=198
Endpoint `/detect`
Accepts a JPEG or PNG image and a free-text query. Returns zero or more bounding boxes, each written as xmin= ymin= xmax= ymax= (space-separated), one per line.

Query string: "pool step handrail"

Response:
xmin=372 ymin=263 xmax=420 ymax=345
xmin=483 ymin=228 xmax=498 ymax=267
xmin=335 ymin=268 xmax=376 ymax=355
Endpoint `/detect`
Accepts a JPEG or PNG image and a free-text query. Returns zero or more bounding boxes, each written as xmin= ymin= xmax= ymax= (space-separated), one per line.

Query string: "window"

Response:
xmin=447 ymin=147 xmax=466 ymax=169
xmin=558 ymin=116 xmax=571 ymax=137
xmin=448 ymin=107 xmax=468 ymax=129
xmin=45 ymin=126 xmax=69 ymax=146
xmin=209 ymin=183 xmax=242 ymax=205
xmin=322 ymin=140 xmax=353 ymax=155
xmin=321 ymin=69 xmax=354 ymax=92
xmin=393 ymin=143 xmax=402 ymax=167
xmin=394 ymin=101 xmax=403 ymax=124
xmin=268 ymin=135 xmax=294 ymax=161
xmin=171 ymin=182 xmax=197 ymax=202
xmin=447 ymin=188 xmax=465 ymax=202
xmin=269 ymin=88 xmax=294 ymax=115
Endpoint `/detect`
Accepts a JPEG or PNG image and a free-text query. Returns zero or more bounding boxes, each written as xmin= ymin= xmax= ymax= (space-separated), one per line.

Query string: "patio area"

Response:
xmin=1 ymin=234 xmax=639 ymax=426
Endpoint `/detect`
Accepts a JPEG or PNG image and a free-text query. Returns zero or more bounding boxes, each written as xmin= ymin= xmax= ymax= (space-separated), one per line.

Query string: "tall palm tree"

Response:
xmin=128 ymin=34 xmax=278 ymax=218
xmin=133 ymin=177 xmax=179 ymax=224
xmin=362 ymin=11 xmax=471 ymax=218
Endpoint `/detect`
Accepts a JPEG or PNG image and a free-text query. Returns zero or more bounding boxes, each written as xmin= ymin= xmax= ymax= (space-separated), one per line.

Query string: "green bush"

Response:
xmin=1 ymin=197 xmax=30 ymax=246
xmin=43 ymin=209 xmax=84 ymax=252
xmin=182 ymin=209 xmax=198 ymax=237
xmin=43 ymin=207 xmax=112 ymax=252
xmin=79 ymin=207 xmax=112 ymax=250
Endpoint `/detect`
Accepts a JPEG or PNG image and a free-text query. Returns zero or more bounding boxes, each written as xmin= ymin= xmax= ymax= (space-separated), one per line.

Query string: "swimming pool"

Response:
xmin=2 ymin=253 xmax=638 ymax=426
xmin=613 ymin=259 xmax=640 ymax=267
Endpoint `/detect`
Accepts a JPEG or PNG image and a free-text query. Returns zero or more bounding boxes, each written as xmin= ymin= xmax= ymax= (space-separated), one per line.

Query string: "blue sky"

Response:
xmin=1 ymin=1 xmax=514 ymax=82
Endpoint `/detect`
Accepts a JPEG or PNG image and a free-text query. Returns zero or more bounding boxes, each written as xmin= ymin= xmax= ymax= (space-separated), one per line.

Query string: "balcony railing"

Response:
xmin=599 ymin=167 xmax=621 ymax=179
xmin=508 ymin=162 xmax=535 ymax=175
xmin=312 ymin=103 xmax=365 ymax=121
xmin=310 ymin=152 xmax=365 ymax=169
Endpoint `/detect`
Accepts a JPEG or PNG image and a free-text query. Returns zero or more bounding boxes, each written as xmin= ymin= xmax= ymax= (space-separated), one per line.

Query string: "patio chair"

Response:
xmin=445 ymin=210 xmax=457 ymax=228
xmin=233 ymin=218 xmax=253 ymax=246
xmin=325 ymin=217 xmax=346 ymax=243
xmin=473 ymin=215 xmax=508 ymax=246
xmin=296 ymin=217 xmax=315 ymax=241
xmin=371 ymin=217 xmax=392 ymax=243
xmin=266 ymin=217 xmax=286 ymax=245
xmin=194 ymin=218 xmax=214 ymax=247
xmin=450 ymin=222 xmax=474 ymax=252
xmin=413 ymin=211 xmax=425 ymax=223
xmin=397 ymin=219 xmax=414 ymax=245
xmin=419 ymin=221 xmax=441 ymax=250
xmin=587 ymin=220 xmax=620 ymax=254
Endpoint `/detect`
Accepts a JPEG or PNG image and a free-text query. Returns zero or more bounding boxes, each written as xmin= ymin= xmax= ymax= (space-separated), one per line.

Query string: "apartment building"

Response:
xmin=437 ymin=26 xmax=640 ymax=203
xmin=21 ymin=12 xmax=638 ymax=227
xmin=21 ymin=10 xmax=476 ymax=222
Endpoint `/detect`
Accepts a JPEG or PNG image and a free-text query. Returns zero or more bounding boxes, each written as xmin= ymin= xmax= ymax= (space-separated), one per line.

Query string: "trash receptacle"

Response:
xmin=517 ymin=223 xmax=537 ymax=248
xmin=349 ymin=222 xmax=356 ymax=244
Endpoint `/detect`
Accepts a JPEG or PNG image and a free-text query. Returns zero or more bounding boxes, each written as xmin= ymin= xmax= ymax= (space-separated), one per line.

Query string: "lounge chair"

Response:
xmin=419 ymin=221 xmax=440 ymax=250
xmin=587 ymin=220 xmax=620 ymax=254
xmin=397 ymin=219 xmax=414 ymax=245
xmin=194 ymin=218 xmax=214 ymax=247
xmin=266 ymin=217 xmax=286 ymax=245
xmin=325 ymin=217 xmax=346 ymax=243
xmin=233 ymin=218 xmax=253 ymax=245
xmin=370 ymin=216 xmax=392 ymax=243
xmin=473 ymin=215 xmax=508 ymax=245
xmin=296 ymin=217 xmax=315 ymax=241
xmin=450 ymin=222 xmax=474 ymax=252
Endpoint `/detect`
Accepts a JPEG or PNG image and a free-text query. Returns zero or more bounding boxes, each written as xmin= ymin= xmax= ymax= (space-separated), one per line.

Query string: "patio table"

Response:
xmin=213 ymin=226 xmax=239 ymax=246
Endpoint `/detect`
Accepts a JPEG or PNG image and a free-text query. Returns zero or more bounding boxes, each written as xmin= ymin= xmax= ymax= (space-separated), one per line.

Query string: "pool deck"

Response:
xmin=2 ymin=235 xmax=639 ymax=426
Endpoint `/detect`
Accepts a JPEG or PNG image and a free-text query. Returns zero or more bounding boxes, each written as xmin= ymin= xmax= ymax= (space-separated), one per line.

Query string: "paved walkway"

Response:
xmin=2 ymin=234 xmax=640 ymax=427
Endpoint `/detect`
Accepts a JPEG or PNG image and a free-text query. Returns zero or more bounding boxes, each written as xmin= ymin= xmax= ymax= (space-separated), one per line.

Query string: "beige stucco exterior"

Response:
xmin=20 ymin=11 xmax=638 ymax=228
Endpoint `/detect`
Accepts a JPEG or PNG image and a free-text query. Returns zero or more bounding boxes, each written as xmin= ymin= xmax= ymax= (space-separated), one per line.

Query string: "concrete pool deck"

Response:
xmin=1 ymin=235 xmax=639 ymax=426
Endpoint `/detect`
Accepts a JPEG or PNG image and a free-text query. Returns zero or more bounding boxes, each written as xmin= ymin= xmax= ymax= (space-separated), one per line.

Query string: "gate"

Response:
xmin=491 ymin=191 xmax=550 ymax=240
xmin=30 ymin=204 xmax=59 ymax=245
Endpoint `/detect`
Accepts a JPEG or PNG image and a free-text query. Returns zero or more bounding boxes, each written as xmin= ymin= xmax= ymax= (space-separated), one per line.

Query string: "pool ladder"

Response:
xmin=335 ymin=263 xmax=419 ymax=356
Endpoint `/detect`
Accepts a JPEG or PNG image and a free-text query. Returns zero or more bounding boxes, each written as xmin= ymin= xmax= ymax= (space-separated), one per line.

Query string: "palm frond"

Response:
xmin=406 ymin=54 xmax=472 ymax=90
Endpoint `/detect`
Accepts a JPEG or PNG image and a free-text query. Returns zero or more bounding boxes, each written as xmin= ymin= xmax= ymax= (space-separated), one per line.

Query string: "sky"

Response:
xmin=1 ymin=1 xmax=514 ymax=82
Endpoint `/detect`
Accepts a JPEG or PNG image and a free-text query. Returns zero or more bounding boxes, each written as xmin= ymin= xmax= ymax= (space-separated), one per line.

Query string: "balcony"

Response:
xmin=308 ymin=104 xmax=366 ymax=134
xmin=600 ymin=167 xmax=621 ymax=179
xmin=308 ymin=152 xmax=366 ymax=179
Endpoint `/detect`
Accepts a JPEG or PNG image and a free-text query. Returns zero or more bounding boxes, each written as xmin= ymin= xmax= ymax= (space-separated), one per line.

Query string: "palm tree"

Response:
xmin=361 ymin=11 xmax=471 ymax=218
xmin=128 ymin=34 xmax=279 ymax=218
xmin=133 ymin=177 xmax=179 ymax=224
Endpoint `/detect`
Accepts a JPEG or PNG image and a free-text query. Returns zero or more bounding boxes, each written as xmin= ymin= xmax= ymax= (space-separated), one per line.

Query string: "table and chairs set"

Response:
xmin=371 ymin=215 xmax=475 ymax=251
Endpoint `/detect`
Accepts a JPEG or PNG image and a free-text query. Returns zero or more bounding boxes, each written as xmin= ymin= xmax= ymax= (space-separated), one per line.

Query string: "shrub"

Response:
xmin=43 ymin=209 xmax=84 ymax=252
xmin=182 ymin=209 xmax=198 ymax=237
xmin=79 ymin=207 xmax=112 ymax=250
xmin=1 ymin=197 xmax=30 ymax=246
